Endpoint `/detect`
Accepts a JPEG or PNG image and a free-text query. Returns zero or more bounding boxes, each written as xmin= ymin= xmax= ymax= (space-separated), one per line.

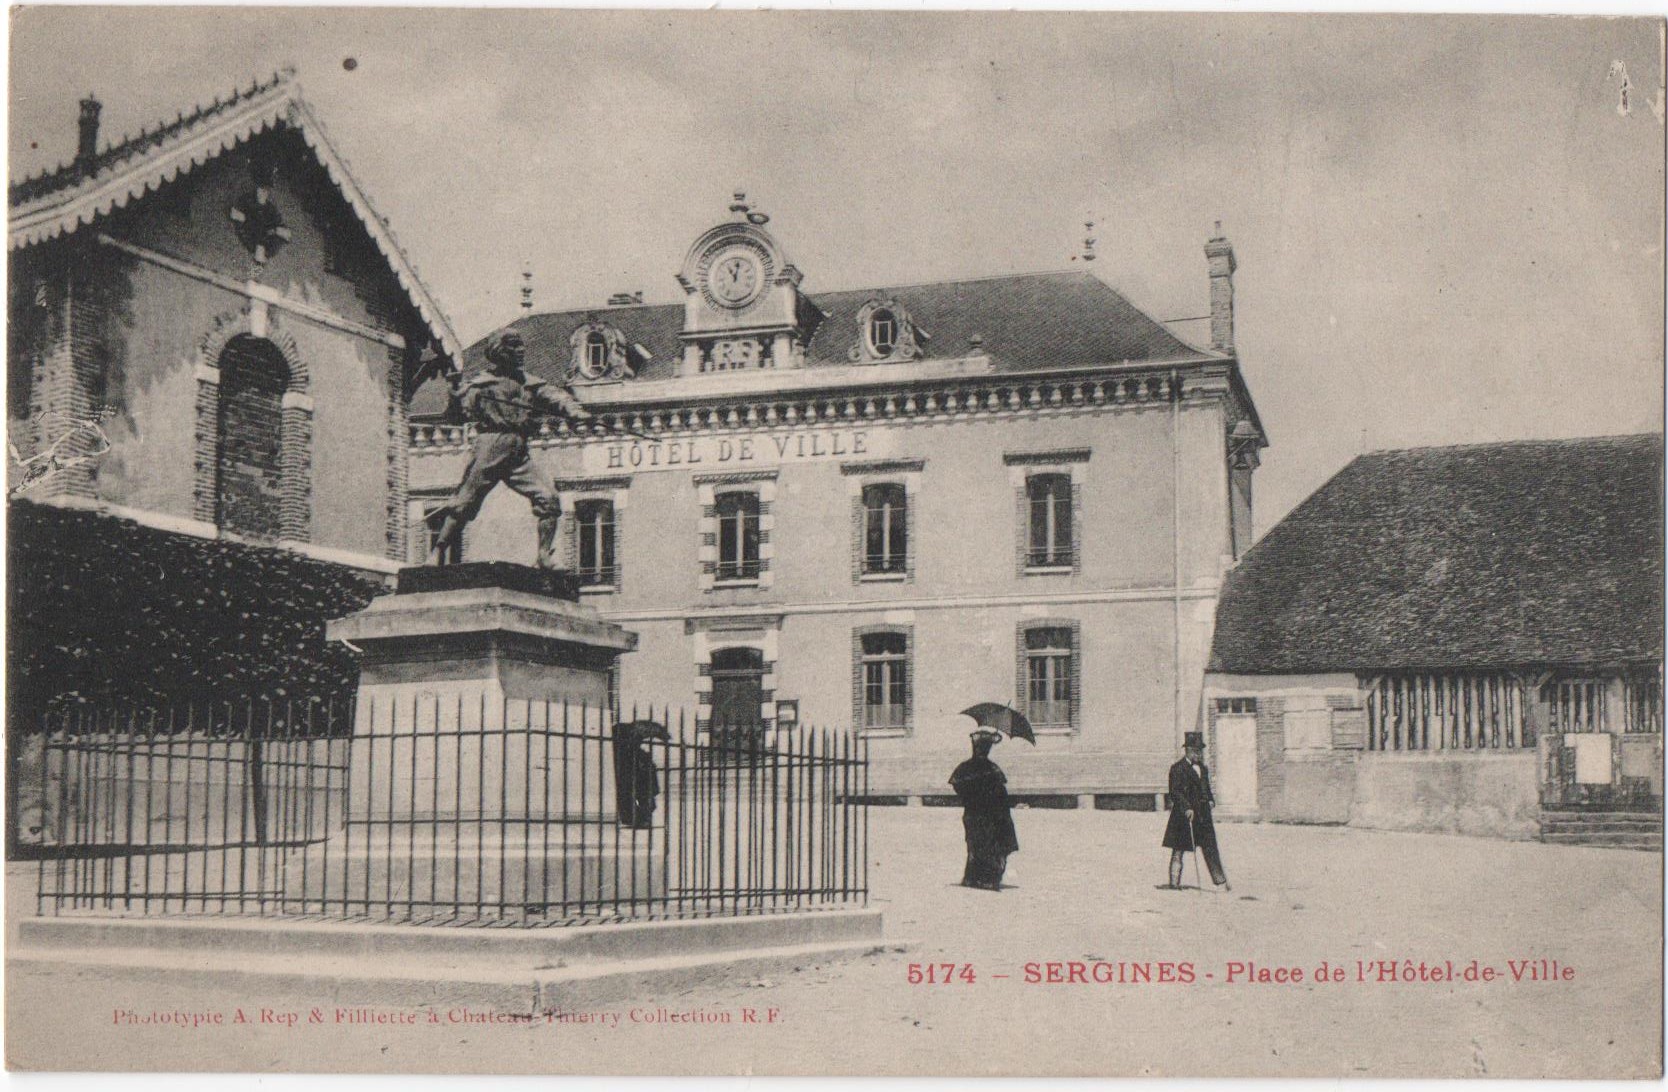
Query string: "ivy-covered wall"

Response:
xmin=7 ymin=499 xmax=388 ymax=724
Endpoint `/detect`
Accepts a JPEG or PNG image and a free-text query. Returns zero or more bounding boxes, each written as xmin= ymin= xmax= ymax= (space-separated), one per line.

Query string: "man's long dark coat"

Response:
xmin=950 ymin=755 xmax=1019 ymax=886
xmin=1162 ymin=757 xmax=1220 ymax=853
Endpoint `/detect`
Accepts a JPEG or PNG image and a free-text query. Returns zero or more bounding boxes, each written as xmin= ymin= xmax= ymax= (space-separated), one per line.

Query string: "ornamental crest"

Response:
xmin=228 ymin=158 xmax=292 ymax=265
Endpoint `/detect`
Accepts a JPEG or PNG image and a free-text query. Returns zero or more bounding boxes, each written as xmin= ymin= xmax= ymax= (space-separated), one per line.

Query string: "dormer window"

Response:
xmin=568 ymin=321 xmax=637 ymax=382
xmin=583 ymin=331 xmax=609 ymax=378
xmin=849 ymin=298 xmax=925 ymax=364
xmin=868 ymin=310 xmax=897 ymax=357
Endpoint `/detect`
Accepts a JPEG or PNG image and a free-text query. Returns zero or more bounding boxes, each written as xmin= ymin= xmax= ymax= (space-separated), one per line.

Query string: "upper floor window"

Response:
xmin=715 ymin=490 xmax=762 ymax=582
xmin=574 ymin=498 xmax=616 ymax=587
xmin=568 ymin=322 xmax=638 ymax=382
xmin=1026 ymin=473 xmax=1074 ymax=568
xmin=858 ymin=630 xmax=911 ymax=732
xmin=1022 ymin=625 xmax=1077 ymax=731
xmin=867 ymin=310 xmax=897 ymax=358
xmin=583 ymin=331 xmax=609 ymax=378
xmin=849 ymin=299 xmax=925 ymax=363
xmin=862 ymin=483 xmax=908 ymax=575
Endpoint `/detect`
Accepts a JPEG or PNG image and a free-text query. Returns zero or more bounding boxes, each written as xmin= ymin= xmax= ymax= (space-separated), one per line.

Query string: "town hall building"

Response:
xmin=408 ymin=206 xmax=1267 ymax=803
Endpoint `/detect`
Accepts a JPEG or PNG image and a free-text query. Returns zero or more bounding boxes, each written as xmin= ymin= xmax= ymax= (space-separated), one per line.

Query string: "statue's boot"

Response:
xmin=535 ymin=511 xmax=562 ymax=570
xmin=428 ymin=513 xmax=464 ymax=565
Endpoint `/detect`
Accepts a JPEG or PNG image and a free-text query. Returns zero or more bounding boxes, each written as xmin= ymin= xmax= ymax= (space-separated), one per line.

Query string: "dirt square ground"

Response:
xmin=6 ymin=807 xmax=1662 ymax=1077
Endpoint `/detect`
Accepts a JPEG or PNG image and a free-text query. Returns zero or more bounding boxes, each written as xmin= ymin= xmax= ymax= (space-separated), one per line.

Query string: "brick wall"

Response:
xmin=384 ymin=342 xmax=413 ymax=559
xmin=214 ymin=336 xmax=289 ymax=537
xmin=13 ymin=240 xmax=126 ymax=502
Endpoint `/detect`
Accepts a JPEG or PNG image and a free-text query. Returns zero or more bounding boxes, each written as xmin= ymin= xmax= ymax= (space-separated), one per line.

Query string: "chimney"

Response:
xmin=76 ymin=95 xmax=102 ymax=164
xmin=1204 ymin=221 xmax=1236 ymax=353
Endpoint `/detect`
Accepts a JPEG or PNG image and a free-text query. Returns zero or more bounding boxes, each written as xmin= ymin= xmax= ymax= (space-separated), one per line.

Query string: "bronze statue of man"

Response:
xmin=426 ymin=330 xmax=592 ymax=569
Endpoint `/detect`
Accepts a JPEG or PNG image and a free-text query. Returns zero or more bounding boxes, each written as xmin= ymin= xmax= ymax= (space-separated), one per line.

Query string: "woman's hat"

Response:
xmin=970 ymin=728 xmax=1004 ymax=744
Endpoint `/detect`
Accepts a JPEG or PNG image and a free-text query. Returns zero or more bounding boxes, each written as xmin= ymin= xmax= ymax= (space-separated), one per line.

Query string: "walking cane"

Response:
xmin=1187 ymin=813 xmax=1205 ymax=890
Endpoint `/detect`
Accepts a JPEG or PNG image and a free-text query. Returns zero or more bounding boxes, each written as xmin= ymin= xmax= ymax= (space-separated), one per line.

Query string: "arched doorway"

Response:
xmin=710 ymin=646 xmax=765 ymax=749
xmin=215 ymin=334 xmax=291 ymax=538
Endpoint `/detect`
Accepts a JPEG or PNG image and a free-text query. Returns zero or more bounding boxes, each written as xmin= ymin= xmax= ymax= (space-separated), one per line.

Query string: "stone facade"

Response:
xmin=409 ymin=213 xmax=1265 ymax=799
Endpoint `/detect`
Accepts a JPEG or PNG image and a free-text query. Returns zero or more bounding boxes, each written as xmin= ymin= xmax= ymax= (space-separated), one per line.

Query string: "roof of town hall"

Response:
xmin=411 ymin=269 xmax=1224 ymax=417
xmin=8 ymin=71 xmax=461 ymax=359
xmin=1208 ymin=433 xmax=1665 ymax=676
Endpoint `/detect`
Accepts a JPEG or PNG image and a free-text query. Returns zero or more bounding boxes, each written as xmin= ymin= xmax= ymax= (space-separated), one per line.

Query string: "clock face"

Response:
xmin=709 ymin=249 xmax=762 ymax=308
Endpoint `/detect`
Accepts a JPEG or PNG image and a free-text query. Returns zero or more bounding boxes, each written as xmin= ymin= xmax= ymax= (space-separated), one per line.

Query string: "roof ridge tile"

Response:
xmin=9 ymin=70 xmax=293 ymax=204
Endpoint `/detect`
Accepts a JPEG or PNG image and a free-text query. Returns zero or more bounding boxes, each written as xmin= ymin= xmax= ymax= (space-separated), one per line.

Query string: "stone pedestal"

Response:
xmin=299 ymin=563 xmax=656 ymax=915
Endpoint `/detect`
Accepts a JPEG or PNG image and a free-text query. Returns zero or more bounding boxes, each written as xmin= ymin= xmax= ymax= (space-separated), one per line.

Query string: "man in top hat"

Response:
xmin=1163 ymin=731 xmax=1230 ymax=890
xmin=427 ymin=330 xmax=592 ymax=569
xmin=949 ymin=729 xmax=1020 ymax=891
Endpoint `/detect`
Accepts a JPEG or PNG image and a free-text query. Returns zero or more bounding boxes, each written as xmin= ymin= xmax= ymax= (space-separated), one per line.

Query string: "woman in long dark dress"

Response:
xmin=950 ymin=730 xmax=1019 ymax=891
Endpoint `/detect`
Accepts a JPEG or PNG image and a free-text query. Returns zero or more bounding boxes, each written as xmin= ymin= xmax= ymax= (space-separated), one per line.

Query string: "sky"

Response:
xmin=8 ymin=10 xmax=1664 ymax=533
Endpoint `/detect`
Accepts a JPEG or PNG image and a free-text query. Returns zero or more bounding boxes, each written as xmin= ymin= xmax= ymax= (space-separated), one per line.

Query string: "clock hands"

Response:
xmin=712 ymin=255 xmax=755 ymax=302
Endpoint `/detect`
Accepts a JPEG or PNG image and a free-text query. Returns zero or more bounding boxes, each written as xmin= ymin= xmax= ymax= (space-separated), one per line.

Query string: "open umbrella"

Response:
xmin=613 ymin=719 xmax=670 ymax=742
xmin=959 ymin=702 xmax=1037 ymax=744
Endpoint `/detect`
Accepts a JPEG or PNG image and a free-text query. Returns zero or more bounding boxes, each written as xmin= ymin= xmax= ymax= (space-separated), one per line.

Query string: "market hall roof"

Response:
xmin=414 ymin=270 xmax=1224 ymax=417
xmin=8 ymin=70 xmax=461 ymax=361
xmin=1209 ymin=433 xmax=1665 ymax=676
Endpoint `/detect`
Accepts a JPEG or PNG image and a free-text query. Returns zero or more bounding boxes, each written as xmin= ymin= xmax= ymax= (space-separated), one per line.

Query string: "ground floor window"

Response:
xmin=854 ymin=628 xmax=912 ymax=732
xmin=409 ymin=497 xmax=461 ymax=564
xmin=709 ymin=646 xmax=765 ymax=750
xmin=1366 ymin=673 xmax=1533 ymax=751
xmin=1018 ymin=621 xmax=1080 ymax=731
xmin=1624 ymin=669 xmax=1663 ymax=733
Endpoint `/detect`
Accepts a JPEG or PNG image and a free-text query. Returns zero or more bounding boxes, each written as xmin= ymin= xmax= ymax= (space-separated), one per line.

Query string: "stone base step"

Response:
xmin=11 ymin=907 xmax=902 ymax=1011
xmin=1541 ymin=819 xmax=1662 ymax=833
xmin=1539 ymin=831 xmax=1662 ymax=850
xmin=1538 ymin=806 xmax=1662 ymax=849
xmin=8 ymin=935 xmax=905 ymax=1013
xmin=1540 ymin=810 xmax=1663 ymax=823
xmin=16 ymin=907 xmax=884 ymax=966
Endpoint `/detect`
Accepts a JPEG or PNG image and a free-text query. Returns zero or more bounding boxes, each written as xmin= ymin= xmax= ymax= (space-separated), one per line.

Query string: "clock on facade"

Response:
xmin=708 ymin=248 xmax=763 ymax=308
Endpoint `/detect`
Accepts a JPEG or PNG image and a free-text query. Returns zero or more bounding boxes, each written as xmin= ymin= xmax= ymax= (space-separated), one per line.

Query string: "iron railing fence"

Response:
xmin=32 ymin=694 xmax=868 ymax=927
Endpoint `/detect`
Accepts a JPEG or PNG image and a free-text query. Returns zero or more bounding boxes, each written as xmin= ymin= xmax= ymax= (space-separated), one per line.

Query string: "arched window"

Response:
xmin=215 ymin=335 xmax=291 ymax=538
xmin=710 ymin=646 xmax=766 ymax=749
